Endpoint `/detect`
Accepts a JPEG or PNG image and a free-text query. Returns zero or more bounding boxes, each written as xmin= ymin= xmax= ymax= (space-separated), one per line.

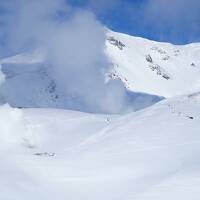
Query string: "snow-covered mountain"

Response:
xmin=1 ymin=29 xmax=200 ymax=111
xmin=0 ymin=43 xmax=163 ymax=113
xmin=1 ymin=30 xmax=200 ymax=200
xmin=106 ymin=30 xmax=200 ymax=97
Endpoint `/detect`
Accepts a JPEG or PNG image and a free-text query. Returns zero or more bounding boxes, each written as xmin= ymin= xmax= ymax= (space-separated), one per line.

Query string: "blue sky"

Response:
xmin=0 ymin=0 xmax=199 ymax=46
xmin=68 ymin=0 xmax=200 ymax=44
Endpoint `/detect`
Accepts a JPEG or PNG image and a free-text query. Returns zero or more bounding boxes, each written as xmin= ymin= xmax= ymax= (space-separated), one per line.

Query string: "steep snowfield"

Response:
xmin=1 ymin=94 xmax=200 ymax=200
xmin=106 ymin=30 xmax=200 ymax=97
xmin=1 ymin=30 xmax=200 ymax=199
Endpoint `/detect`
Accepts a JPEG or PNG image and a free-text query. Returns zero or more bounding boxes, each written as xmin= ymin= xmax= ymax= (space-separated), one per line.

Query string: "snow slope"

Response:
xmin=1 ymin=29 xmax=200 ymax=110
xmin=1 ymin=93 xmax=200 ymax=200
xmin=0 ymin=48 xmax=162 ymax=112
xmin=1 ymin=30 xmax=200 ymax=199
xmin=106 ymin=30 xmax=200 ymax=97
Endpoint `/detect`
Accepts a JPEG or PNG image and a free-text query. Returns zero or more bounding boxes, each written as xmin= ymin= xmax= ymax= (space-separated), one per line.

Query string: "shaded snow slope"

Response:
xmin=106 ymin=30 xmax=200 ymax=97
xmin=0 ymin=48 xmax=162 ymax=113
xmin=1 ymin=93 xmax=200 ymax=200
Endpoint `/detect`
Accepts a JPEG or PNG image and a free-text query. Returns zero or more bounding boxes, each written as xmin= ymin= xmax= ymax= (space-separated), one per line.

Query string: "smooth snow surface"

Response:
xmin=1 ymin=30 xmax=200 ymax=199
xmin=1 ymin=94 xmax=200 ymax=200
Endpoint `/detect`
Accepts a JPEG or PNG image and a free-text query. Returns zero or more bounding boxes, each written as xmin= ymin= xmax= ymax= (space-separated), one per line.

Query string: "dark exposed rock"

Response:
xmin=108 ymin=37 xmax=125 ymax=50
xmin=162 ymin=55 xmax=170 ymax=61
xmin=157 ymin=49 xmax=166 ymax=54
xmin=174 ymin=49 xmax=180 ymax=56
xmin=162 ymin=74 xmax=170 ymax=80
xmin=187 ymin=116 xmax=194 ymax=120
xmin=34 ymin=152 xmax=55 ymax=157
xmin=146 ymin=54 xmax=153 ymax=63
xmin=148 ymin=63 xmax=171 ymax=80
xmin=47 ymin=80 xmax=56 ymax=94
